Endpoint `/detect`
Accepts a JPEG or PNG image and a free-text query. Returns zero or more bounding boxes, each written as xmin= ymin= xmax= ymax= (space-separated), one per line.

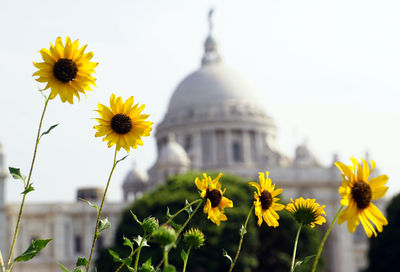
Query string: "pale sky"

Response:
xmin=1 ymin=0 xmax=399 ymax=204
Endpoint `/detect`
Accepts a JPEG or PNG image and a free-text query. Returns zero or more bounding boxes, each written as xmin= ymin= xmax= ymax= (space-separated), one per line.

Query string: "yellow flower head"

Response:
xmin=195 ymin=173 xmax=233 ymax=226
xmin=286 ymin=197 xmax=326 ymax=228
xmin=335 ymin=157 xmax=389 ymax=238
xmin=94 ymin=94 xmax=153 ymax=152
xmin=249 ymin=172 xmax=285 ymax=227
xmin=33 ymin=37 xmax=98 ymax=104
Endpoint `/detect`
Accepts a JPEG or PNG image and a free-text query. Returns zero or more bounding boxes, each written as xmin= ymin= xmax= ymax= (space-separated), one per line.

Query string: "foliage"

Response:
xmin=96 ymin=172 xmax=324 ymax=271
xmin=365 ymin=193 xmax=400 ymax=271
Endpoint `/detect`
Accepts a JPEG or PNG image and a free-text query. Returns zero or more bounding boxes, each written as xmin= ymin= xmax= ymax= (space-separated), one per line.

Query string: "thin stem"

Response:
xmin=163 ymin=248 xmax=168 ymax=268
xmin=133 ymin=235 xmax=145 ymax=272
xmin=86 ymin=148 xmax=118 ymax=272
xmin=0 ymin=250 xmax=5 ymax=272
xmin=6 ymin=96 xmax=50 ymax=268
xmin=290 ymin=224 xmax=302 ymax=272
xmin=229 ymin=204 xmax=254 ymax=272
xmin=182 ymin=246 xmax=192 ymax=272
xmin=155 ymin=200 xmax=204 ymax=270
xmin=164 ymin=199 xmax=203 ymax=226
xmin=114 ymin=244 xmax=141 ymax=272
xmin=311 ymin=205 xmax=344 ymax=272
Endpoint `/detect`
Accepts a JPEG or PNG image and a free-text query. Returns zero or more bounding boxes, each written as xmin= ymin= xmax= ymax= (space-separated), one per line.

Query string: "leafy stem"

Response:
xmin=182 ymin=246 xmax=192 ymax=272
xmin=86 ymin=147 xmax=119 ymax=272
xmin=228 ymin=204 xmax=254 ymax=272
xmin=133 ymin=235 xmax=145 ymax=272
xmin=311 ymin=205 xmax=344 ymax=272
xmin=290 ymin=223 xmax=303 ymax=272
xmin=6 ymin=96 xmax=50 ymax=269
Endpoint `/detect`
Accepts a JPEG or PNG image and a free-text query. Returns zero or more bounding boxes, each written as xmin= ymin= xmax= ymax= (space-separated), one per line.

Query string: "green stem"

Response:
xmin=6 ymin=96 xmax=50 ymax=268
xmin=86 ymin=148 xmax=118 ymax=272
xmin=229 ymin=204 xmax=254 ymax=272
xmin=155 ymin=199 xmax=204 ymax=270
xmin=165 ymin=199 xmax=203 ymax=226
xmin=114 ymin=244 xmax=141 ymax=272
xmin=182 ymin=246 xmax=192 ymax=272
xmin=311 ymin=205 xmax=344 ymax=272
xmin=163 ymin=248 xmax=169 ymax=268
xmin=133 ymin=235 xmax=145 ymax=272
xmin=0 ymin=250 xmax=5 ymax=272
xmin=290 ymin=224 xmax=302 ymax=272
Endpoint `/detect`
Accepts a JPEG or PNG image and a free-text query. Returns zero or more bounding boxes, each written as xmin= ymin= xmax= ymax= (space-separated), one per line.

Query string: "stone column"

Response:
xmin=242 ymin=131 xmax=251 ymax=165
xmin=225 ymin=130 xmax=232 ymax=165
xmin=192 ymin=132 xmax=202 ymax=170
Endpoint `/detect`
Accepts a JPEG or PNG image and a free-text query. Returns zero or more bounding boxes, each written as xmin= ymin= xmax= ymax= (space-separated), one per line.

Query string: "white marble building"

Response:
xmin=0 ymin=13 xmax=370 ymax=272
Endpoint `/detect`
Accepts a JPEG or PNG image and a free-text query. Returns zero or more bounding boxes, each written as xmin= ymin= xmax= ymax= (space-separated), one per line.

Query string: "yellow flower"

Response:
xmin=195 ymin=173 xmax=233 ymax=226
xmin=249 ymin=172 xmax=285 ymax=227
xmin=286 ymin=197 xmax=326 ymax=228
xmin=94 ymin=94 xmax=153 ymax=152
xmin=33 ymin=37 xmax=98 ymax=104
xmin=335 ymin=157 xmax=388 ymax=237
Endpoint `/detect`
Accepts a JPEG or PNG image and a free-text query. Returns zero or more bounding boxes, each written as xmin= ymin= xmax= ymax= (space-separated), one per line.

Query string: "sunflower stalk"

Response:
xmin=133 ymin=233 xmax=146 ymax=272
xmin=86 ymin=148 xmax=118 ymax=272
xmin=6 ymin=96 xmax=50 ymax=270
xmin=228 ymin=204 xmax=254 ymax=272
xmin=290 ymin=223 xmax=302 ymax=272
xmin=182 ymin=246 xmax=192 ymax=272
xmin=155 ymin=199 xmax=204 ymax=270
xmin=311 ymin=205 xmax=344 ymax=272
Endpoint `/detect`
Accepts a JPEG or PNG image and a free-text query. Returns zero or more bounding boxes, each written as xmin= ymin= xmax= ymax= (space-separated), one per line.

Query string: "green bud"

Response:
xmin=153 ymin=225 xmax=177 ymax=246
xmin=142 ymin=217 xmax=159 ymax=235
xmin=183 ymin=228 xmax=205 ymax=249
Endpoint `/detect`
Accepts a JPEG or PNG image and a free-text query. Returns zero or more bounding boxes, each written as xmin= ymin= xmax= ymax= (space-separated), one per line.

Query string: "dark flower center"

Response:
xmin=260 ymin=190 xmax=273 ymax=210
xmin=352 ymin=181 xmax=372 ymax=209
xmin=53 ymin=58 xmax=78 ymax=83
xmin=111 ymin=113 xmax=133 ymax=134
xmin=206 ymin=189 xmax=222 ymax=208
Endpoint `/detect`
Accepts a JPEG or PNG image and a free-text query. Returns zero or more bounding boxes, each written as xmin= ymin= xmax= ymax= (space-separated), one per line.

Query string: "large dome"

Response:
xmin=167 ymin=62 xmax=264 ymax=113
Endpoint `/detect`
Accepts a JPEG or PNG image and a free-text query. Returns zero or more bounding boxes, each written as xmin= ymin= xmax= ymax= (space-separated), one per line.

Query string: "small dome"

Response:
xmin=158 ymin=136 xmax=190 ymax=166
xmin=293 ymin=143 xmax=320 ymax=167
xmin=123 ymin=162 xmax=148 ymax=187
xmin=167 ymin=62 xmax=264 ymax=113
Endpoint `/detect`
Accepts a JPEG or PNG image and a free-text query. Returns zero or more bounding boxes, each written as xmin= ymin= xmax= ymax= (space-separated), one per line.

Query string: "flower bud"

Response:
xmin=184 ymin=228 xmax=205 ymax=249
xmin=142 ymin=217 xmax=159 ymax=235
xmin=153 ymin=225 xmax=177 ymax=246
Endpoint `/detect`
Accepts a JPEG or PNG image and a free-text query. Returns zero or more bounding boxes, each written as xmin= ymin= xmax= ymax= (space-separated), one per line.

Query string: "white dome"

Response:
xmin=158 ymin=139 xmax=190 ymax=166
xmin=167 ymin=62 xmax=264 ymax=113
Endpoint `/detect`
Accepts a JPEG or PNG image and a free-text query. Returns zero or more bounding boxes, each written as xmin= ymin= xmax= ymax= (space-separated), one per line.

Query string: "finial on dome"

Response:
xmin=202 ymin=8 xmax=222 ymax=66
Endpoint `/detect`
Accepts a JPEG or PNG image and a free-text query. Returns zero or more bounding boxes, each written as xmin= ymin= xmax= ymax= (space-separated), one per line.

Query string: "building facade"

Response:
xmin=0 ymin=12 xmax=371 ymax=272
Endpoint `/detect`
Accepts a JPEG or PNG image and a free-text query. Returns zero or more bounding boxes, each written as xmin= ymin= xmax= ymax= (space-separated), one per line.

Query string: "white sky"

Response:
xmin=1 ymin=0 xmax=399 ymax=203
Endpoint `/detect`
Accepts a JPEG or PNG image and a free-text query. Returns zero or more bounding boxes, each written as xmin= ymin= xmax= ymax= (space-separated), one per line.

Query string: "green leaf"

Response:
xmin=80 ymin=198 xmax=99 ymax=214
xmin=122 ymin=236 xmax=134 ymax=250
xmin=138 ymin=258 xmax=154 ymax=272
xmin=130 ymin=210 xmax=142 ymax=225
xmin=168 ymin=220 xmax=182 ymax=233
xmin=73 ymin=268 xmax=85 ymax=272
xmin=294 ymin=255 xmax=316 ymax=270
xmin=116 ymin=155 xmax=129 ymax=165
xmin=133 ymin=235 xmax=149 ymax=247
xmin=108 ymin=249 xmax=121 ymax=263
xmin=21 ymin=184 xmax=35 ymax=195
xmin=76 ymin=257 xmax=88 ymax=267
xmin=97 ymin=218 xmax=111 ymax=235
xmin=166 ymin=207 xmax=172 ymax=218
xmin=14 ymin=239 xmax=52 ymax=262
xmin=58 ymin=263 xmax=72 ymax=272
xmin=184 ymin=200 xmax=193 ymax=215
xmin=239 ymin=224 xmax=247 ymax=236
xmin=9 ymin=167 xmax=26 ymax=182
xmin=40 ymin=124 xmax=59 ymax=139
xmin=222 ymin=249 xmax=233 ymax=265
xmin=162 ymin=265 xmax=176 ymax=272
xmin=180 ymin=249 xmax=188 ymax=262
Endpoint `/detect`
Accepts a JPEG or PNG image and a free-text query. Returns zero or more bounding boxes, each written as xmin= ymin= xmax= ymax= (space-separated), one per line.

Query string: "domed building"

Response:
xmin=123 ymin=12 xmax=370 ymax=272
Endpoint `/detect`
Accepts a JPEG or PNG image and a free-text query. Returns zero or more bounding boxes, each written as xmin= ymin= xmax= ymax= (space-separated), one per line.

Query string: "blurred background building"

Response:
xmin=0 ymin=10 xmax=372 ymax=272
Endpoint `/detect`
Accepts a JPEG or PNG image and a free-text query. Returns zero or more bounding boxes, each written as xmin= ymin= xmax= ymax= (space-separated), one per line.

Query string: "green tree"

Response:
xmin=365 ymin=193 xmax=400 ymax=271
xmin=96 ymin=172 xmax=323 ymax=272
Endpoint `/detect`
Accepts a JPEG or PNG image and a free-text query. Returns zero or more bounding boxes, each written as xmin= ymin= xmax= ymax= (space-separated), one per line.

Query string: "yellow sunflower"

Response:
xmin=286 ymin=198 xmax=326 ymax=228
xmin=335 ymin=157 xmax=388 ymax=237
xmin=94 ymin=94 xmax=153 ymax=152
xmin=249 ymin=172 xmax=285 ymax=227
xmin=195 ymin=173 xmax=233 ymax=226
xmin=33 ymin=37 xmax=98 ymax=104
